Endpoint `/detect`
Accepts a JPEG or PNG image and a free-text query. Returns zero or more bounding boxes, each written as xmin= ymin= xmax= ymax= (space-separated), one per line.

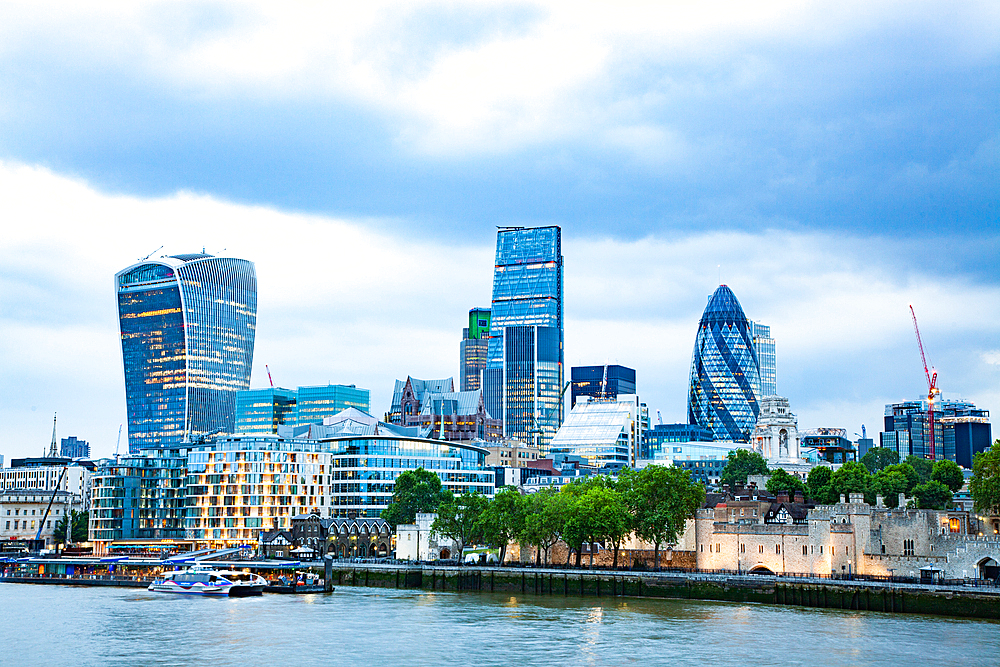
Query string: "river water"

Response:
xmin=2 ymin=583 xmax=997 ymax=666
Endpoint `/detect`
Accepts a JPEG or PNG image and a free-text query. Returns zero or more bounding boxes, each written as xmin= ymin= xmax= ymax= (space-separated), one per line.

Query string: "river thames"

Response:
xmin=2 ymin=583 xmax=997 ymax=666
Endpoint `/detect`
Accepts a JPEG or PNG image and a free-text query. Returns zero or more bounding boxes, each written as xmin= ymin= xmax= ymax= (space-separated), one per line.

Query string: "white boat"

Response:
xmin=147 ymin=566 xmax=267 ymax=597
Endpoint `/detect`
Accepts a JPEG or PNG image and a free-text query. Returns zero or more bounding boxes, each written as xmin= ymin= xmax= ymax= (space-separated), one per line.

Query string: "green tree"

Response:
xmin=883 ymin=463 xmax=920 ymax=494
xmin=559 ymin=489 xmax=590 ymax=567
xmin=519 ymin=489 xmax=567 ymax=565
xmin=860 ymin=447 xmax=900 ymax=474
xmin=764 ymin=468 xmax=805 ymax=497
xmin=871 ymin=470 xmax=909 ymax=508
xmin=931 ymin=459 xmax=965 ymax=493
xmin=905 ymin=455 xmax=934 ymax=484
xmin=912 ymin=480 xmax=954 ymax=510
xmin=830 ymin=461 xmax=871 ymax=501
xmin=620 ymin=465 xmax=705 ymax=571
xmin=570 ymin=485 xmax=629 ymax=568
xmin=53 ymin=510 xmax=89 ymax=544
xmin=381 ymin=468 xmax=454 ymax=527
xmin=431 ymin=493 xmax=488 ymax=562
xmin=806 ymin=466 xmax=834 ymax=504
xmin=970 ymin=441 xmax=1000 ymax=515
xmin=719 ymin=450 xmax=769 ymax=488
xmin=477 ymin=487 xmax=525 ymax=565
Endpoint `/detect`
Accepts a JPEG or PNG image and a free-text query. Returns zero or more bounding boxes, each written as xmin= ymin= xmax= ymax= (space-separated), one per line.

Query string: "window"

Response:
xmin=820 ymin=546 xmax=823 ymax=554
xmin=903 ymin=539 xmax=915 ymax=556
xmin=831 ymin=546 xmax=835 ymax=556
xmin=740 ymin=543 xmax=745 ymax=553
xmin=776 ymin=544 xmax=780 ymax=554
xmin=759 ymin=545 xmax=764 ymax=553
xmin=802 ymin=545 xmax=808 ymax=556
xmin=4 ymin=521 xmax=7 ymax=529
xmin=700 ymin=544 xmax=703 ymax=552
xmin=716 ymin=543 xmax=720 ymax=552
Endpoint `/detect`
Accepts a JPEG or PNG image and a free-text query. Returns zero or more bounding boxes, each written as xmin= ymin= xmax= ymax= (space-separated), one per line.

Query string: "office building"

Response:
xmin=650 ymin=440 xmax=749 ymax=486
xmin=570 ymin=365 xmax=636 ymax=408
xmin=880 ymin=399 xmax=991 ymax=467
xmin=235 ymin=387 xmax=297 ymax=435
xmin=294 ymin=384 xmax=370 ymax=425
xmin=460 ymin=308 xmax=491 ymax=391
xmin=387 ymin=377 xmax=455 ymax=426
xmin=60 ymin=436 xmax=90 ymax=459
xmin=645 ymin=423 xmax=713 ymax=460
xmin=751 ymin=322 xmax=776 ymax=397
xmin=0 ymin=460 xmax=93 ymax=510
xmin=548 ymin=394 xmax=645 ymax=468
xmin=116 ymin=252 xmax=257 ymax=453
xmin=801 ymin=428 xmax=856 ymax=464
xmin=413 ymin=388 xmax=501 ymax=443
xmin=688 ymin=285 xmax=761 ymax=443
xmin=1 ymin=489 xmax=84 ymax=549
xmin=483 ymin=226 xmax=564 ymax=449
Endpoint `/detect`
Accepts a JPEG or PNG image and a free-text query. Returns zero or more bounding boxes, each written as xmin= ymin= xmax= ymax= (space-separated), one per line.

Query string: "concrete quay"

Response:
xmin=324 ymin=563 xmax=1000 ymax=620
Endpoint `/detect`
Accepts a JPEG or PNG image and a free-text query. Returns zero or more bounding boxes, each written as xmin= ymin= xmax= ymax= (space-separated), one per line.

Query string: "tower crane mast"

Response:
xmin=909 ymin=305 xmax=940 ymax=460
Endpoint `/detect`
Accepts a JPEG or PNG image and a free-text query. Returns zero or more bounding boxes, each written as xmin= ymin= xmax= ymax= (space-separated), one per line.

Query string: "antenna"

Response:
xmin=138 ymin=245 xmax=164 ymax=262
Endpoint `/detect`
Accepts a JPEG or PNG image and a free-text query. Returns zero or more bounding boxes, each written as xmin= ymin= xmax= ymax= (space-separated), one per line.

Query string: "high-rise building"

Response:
xmin=460 ymin=308 xmax=491 ymax=391
xmin=116 ymin=253 xmax=257 ymax=453
xmin=60 ymin=436 xmax=91 ymax=459
xmin=548 ymin=394 xmax=645 ymax=468
xmin=294 ymin=384 xmax=370 ymax=425
xmin=880 ymin=399 xmax=991 ymax=467
xmin=751 ymin=322 xmax=776 ymax=397
xmin=235 ymin=387 xmax=297 ymax=435
xmin=688 ymin=285 xmax=761 ymax=443
xmin=570 ymin=365 xmax=636 ymax=408
xmin=483 ymin=226 xmax=564 ymax=449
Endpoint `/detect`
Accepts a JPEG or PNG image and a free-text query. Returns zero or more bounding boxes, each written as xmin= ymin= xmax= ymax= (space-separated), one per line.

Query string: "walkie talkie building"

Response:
xmin=116 ymin=253 xmax=257 ymax=453
xmin=484 ymin=226 xmax=564 ymax=449
xmin=688 ymin=285 xmax=760 ymax=443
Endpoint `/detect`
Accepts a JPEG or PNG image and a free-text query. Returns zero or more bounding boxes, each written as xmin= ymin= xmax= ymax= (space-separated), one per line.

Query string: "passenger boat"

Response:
xmin=147 ymin=566 xmax=267 ymax=597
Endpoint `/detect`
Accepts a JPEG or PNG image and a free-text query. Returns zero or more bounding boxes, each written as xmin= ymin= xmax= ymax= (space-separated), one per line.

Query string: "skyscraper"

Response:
xmin=116 ymin=253 xmax=257 ymax=453
xmin=570 ymin=364 xmax=636 ymax=408
xmin=751 ymin=322 xmax=776 ymax=397
xmin=60 ymin=436 xmax=91 ymax=459
xmin=484 ymin=226 xmax=564 ymax=449
xmin=460 ymin=308 xmax=491 ymax=391
xmin=688 ymin=285 xmax=760 ymax=443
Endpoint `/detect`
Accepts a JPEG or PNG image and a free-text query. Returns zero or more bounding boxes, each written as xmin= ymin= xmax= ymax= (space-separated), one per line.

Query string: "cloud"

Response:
xmin=1 ymin=161 xmax=998 ymax=460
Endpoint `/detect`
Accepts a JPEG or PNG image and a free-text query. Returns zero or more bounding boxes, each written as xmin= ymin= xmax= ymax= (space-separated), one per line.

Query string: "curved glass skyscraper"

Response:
xmin=688 ymin=285 xmax=760 ymax=443
xmin=116 ymin=253 xmax=257 ymax=453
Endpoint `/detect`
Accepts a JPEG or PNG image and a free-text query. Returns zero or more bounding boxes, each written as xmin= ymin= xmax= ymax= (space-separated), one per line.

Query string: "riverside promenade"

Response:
xmin=322 ymin=562 xmax=1000 ymax=620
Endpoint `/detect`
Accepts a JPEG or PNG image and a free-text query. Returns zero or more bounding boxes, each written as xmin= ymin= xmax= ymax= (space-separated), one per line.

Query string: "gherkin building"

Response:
xmin=687 ymin=285 xmax=760 ymax=442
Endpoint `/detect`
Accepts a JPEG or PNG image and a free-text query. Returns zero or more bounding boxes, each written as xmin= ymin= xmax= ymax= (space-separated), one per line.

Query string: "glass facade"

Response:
xmin=235 ymin=387 xmax=297 ymax=435
xmin=688 ymin=285 xmax=761 ymax=443
xmin=570 ymin=365 xmax=637 ymax=408
xmin=293 ymin=384 xmax=371 ymax=425
xmin=645 ymin=423 xmax=714 ymax=460
xmin=116 ymin=254 xmax=257 ymax=453
xmin=751 ymin=322 xmax=777 ymax=397
xmin=484 ymin=226 xmax=564 ymax=449
xmin=460 ymin=308 xmax=491 ymax=392
xmin=881 ymin=399 xmax=991 ymax=466
xmin=548 ymin=396 xmax=644 ymax=467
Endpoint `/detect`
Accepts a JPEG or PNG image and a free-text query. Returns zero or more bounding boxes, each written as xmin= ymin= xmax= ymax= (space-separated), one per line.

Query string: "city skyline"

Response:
xmin=0 ymin=3 xmax=998 ymax=460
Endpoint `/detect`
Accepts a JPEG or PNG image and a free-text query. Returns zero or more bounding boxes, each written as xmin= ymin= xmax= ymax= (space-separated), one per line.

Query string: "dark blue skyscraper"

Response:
xmin=484 ymin=226 xmax=564 ymax=449
xmin=116 ymin=253 xmax=257 ymax=453
xmin=688 ymin=285 xmax=760 ymax=442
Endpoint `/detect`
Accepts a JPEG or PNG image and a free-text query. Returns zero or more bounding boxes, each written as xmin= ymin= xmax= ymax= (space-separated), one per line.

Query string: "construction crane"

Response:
xmin=266 ymin=364 xmax=275 ymax=388
xmin=909 ymin=305 xmax=940 ymax=459
xmin=657 ymin=410 xmax=663 ymax=425
xmin=36 ymin=466 xmax=69 ymax=543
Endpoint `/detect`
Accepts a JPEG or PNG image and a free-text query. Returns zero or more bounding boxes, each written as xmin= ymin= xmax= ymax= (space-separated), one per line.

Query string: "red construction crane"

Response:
xmin=266 ymin=364 xmax=274 ymax=388
xmin=909 ymin=305 xmax=940 ymax=459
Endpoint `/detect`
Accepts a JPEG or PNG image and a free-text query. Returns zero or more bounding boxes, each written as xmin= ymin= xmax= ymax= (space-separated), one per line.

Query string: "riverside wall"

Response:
xmin=325 ymin=564 xmax=1000 ymax=620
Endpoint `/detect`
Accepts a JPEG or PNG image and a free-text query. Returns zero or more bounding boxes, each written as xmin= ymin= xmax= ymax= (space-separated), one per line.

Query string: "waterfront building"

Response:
xmin=0 ymin=460 xmax=93 ymax=510
xmin=548 ymin=395 xmax=645 ymax=468
xmin=484 ymin=440 xmax=542 ymax=468
xmin=1 ymin=489 xmax=84 ymax=549
xmin=460 ymin=308 xmax=491 ymax=391
xmin=235 ymin=387 xmax=297 ymax=435
xmin=116 ymin=252 xmax=257 ymax=453
xmin=323 ymin=516 xmax=394 ymax=559
xmin=880 ymin=399 xmax=991 ymax=467
xmin=800 ymin=428 xmax=856 ymax=464
xmin=752 ymin=396 xmax=810 ymax=477
xmin=570 ymin=365 xmax=636 ymax=408
xmin=60 ymin=436 xmax=91 ymax=459
xmin=483 ymin=226 xmax=564 ymax=450
xmin=387 ymin=377 xmax=455 ymax=426
xmin=688 ymin=285 xmax=761 ymax=443
xmin=396 ymin=512 xmax=461 ymax=561
xmin=751 ymin=322 xmax=776 ymax=398
xmin=645 ymin=423 xmax=713 ymax=460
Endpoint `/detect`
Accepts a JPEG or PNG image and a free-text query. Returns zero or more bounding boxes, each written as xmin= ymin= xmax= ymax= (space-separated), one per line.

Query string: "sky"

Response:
xmin=0 ymin=1 xmax=998 ymax=460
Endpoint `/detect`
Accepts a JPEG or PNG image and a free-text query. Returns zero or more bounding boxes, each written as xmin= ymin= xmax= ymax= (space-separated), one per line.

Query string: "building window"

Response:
xmin=802 ymin=545 xmax=808 ymax=556
xmin=716 ymin=543 xmax=720 ymax=552
xmin=820 ymin=546 xmax=823 ymax=554
xmin=776 ymin=544 xmax=780 ymax=554
xmin=903 ymin=539 xmax=914 ymax=556
xmin=759 ymin=545 xmax=764 ymax=553
xmin=831 ymin=546 xmax=835 ymax=556
xmin=740 ymin=543 xmax=745 ymax=553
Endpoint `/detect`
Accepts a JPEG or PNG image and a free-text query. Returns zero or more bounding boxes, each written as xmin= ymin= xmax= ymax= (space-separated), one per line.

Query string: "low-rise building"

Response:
xmin=1 ymin=489 xmax=84 ymax=549
xmin=396 ymin=512 xmax=460 ymax=561
xmin=549 ymin=395 xmax=646 ymax=468
xmin=1 ymin=459 xmax=94 ymax=510
xmin=325 ymin=517 xmax=393 ymax=559
xmin=485 ymin=440 xmax=542 ymax=467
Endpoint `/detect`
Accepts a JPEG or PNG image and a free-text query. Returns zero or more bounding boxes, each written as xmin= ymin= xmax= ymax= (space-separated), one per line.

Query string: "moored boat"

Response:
xmin=147 ymin=566 xmax=267 ymax=597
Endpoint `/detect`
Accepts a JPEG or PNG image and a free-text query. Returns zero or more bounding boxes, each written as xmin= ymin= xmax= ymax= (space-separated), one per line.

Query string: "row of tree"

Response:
xmin=382 ymin=466 xmax=706 ymax=568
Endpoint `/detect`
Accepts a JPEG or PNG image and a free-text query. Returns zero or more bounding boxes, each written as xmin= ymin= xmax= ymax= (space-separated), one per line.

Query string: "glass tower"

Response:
xmin=484 ymin=226 xmax=564 ymax=449
xmin=460 ymin=308 xmax=491 ymax=392
xmin=751 ymin=322 xmax=776 ymax=397
xmin=116 ymin=253 xmax=257 ymax=453
xmin=688 ymin=285 xmax=760 ymax=443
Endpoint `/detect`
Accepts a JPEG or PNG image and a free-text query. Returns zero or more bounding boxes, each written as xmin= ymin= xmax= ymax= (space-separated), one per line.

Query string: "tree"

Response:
xmin=860 ymin=447 xmax=899 ymax=474
xmin=912 ymin=480 xmax=954 ymax=510
xmin=830 ymin=461 xmax=870 ymax=501
xmin=905 ymin=455 xmax=934 ymax=484
xmin=719 ymin=450 xmax=769 ymax=488
xmin=431 ymin=493 xmax=488 ymax=562
xmin=883 ymin=463 xmax=919 ymax=494
xmin=970 ymin=440 xmax=1000 ymax=515
xmin=931 ymin=459 xmax=965 ymax=493
xmin=559 ymin=490 xmax=589 ymax=567
xmin=589 ymin=485 xmax=630 ymax=569
xmin=806 ymin=466 xmax=834 ymax=504
xmin=53 ymin=510 xmax=89 ymax=544
xmin=519 ymin=489 xmax=567 ymax=566
xmin=621 ymin=465 xmax=705 ymax=571
xmin=477 ymin=487 xmax=525 ymax=565
xmin=764 ymin=468 xmax=805 ymax=497
xmin=381 ymin=468 xmax=454 ymax=527
xmin=871 ymin=470 xmax=909 ymax=508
